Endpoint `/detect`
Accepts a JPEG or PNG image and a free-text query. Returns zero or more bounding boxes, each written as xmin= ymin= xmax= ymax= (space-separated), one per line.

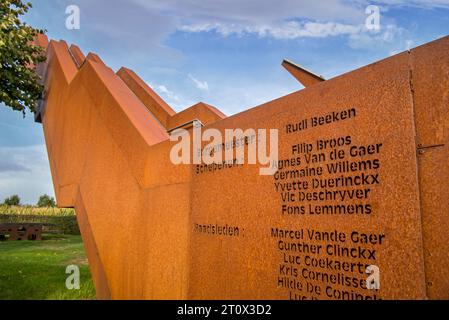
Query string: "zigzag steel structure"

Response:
xmin=34 ymin=35 xmax=226 ymax=299
xmin=33 ymin=34 xmax=449 ymax=300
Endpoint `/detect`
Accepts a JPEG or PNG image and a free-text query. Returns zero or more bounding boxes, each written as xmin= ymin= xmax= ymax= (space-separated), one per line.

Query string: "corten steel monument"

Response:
xmin=34 ymin=34 xmax=449 ymax=300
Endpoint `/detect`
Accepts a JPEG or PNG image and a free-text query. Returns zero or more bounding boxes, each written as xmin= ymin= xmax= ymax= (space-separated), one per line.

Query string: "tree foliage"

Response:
xmin=0 ymin=0 xmax=46 ymax=116
xmin=3 ymin=194 xmax=20 ymax=206
xmin=37 ymin=194 xmax=56 ymax=207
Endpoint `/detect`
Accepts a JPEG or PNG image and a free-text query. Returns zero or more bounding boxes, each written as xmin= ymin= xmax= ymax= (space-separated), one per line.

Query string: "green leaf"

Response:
xmin=0 ymin=0 xmax=46 ymax=116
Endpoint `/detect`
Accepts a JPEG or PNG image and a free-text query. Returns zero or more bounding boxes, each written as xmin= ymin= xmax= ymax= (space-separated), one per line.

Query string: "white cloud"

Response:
xmin=178 ymin=19 xmax=411 ymax=55
xmin=0 ymin=145 xmax=54 ymax=205
xmin=388 ymin=39 xmax=415 ymax=56
xmin=369 ymin=0 xmax=449 ymax=8
xmin=155 ymin=84 xmax=180 ymax=103
xmin=180 ymin=21 xmax=364 ymax=39
xmin=134 ymin=0 xmax=369 ymax=41
xmin=201 ymin=77 xmax=303 ymax=116
xmin=347 ymin=24 xmax=405 ymax=49
xmin=132 ymin=0 xmax=449 ymax=42
xmin=30 ymin=0 xmax=444 ymax=68
xmin=156 ymin=85 xmax=171 ymax=95
xmin=30 ymin=0 xmax=448 ymax=66
xmin=133 ymin=0 xmax=366 ymax=24
xmin=150 ymin=83 xmax=194 ymax=111
xmin=188 ymin=74 xmax=209 ymax=91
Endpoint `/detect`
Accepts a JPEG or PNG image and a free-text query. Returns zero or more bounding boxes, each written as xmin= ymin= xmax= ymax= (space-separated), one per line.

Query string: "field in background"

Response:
xmin=0 ymin=205 xmax=75 ymax=216
xmin=0 ymin=234 xmax=96 ymax=300
xmin=0 ymin=205 xmax=79 ymax=234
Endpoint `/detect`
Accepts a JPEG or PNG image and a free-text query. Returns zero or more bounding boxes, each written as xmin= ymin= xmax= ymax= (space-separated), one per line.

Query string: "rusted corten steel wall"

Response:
xmin=34 ymin=35 xmax=226 ymax=299
xmin=35 ymin=34 xmax=448 ymax=300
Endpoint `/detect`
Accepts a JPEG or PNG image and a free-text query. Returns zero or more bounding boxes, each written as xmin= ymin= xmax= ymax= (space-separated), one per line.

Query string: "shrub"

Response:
xmin=3 ymin=195 xmax=20 ymax=206
xmin=37 ymin=194 xmax=56 ymax=207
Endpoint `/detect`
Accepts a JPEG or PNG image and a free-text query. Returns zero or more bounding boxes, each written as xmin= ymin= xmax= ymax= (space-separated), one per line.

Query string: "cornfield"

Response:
xmin=0 ymin=205 xmax=75 ymax=216
xmin=0 ymin=205 xmax=79 ymax=234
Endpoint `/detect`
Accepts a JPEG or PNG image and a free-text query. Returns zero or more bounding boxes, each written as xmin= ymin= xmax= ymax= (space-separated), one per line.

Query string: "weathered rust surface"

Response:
xmin=69 ymin=44 xmax=86 ymax=68
xmin=35 ymin=35 xmax=449 ymax=299
xmin=282 ymin=59 xmax=325 ymax=87
xmin=410 ymin=38 xmax=449 ymax=299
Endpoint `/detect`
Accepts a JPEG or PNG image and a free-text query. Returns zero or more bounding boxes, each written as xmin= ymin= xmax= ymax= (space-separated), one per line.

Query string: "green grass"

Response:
xmin=0 ymin=234 xmax=96 ymax=300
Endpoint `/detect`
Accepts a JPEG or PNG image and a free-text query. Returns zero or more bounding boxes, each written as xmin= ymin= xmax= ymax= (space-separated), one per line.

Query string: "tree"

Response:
xmin=3 ymin=194 xmax=20 ymax=206
xmin=0 ymin=1 xmax=46 ymax=116
xmin=37 ymin=194 xmax=55 ymax=207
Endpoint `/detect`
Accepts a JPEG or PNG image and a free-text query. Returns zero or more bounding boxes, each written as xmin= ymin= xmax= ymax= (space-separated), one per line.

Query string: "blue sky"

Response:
xmin=0 ymin=0 xmax=448 ymax=204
